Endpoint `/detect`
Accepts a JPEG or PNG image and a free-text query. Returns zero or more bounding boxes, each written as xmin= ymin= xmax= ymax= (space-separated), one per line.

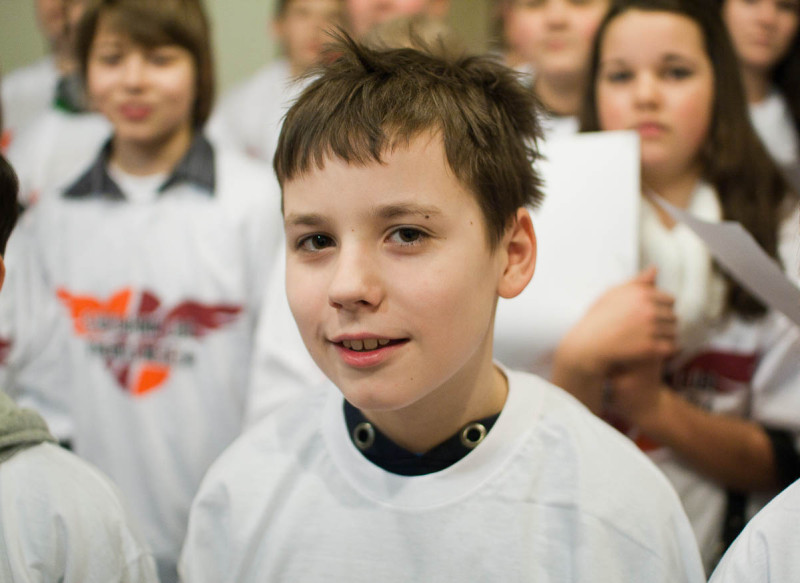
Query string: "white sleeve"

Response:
xmin=244 ymin=245 xmax=328 ymax=427
xmin=0 ymin=208 xmax=73 ymax=440
xmin=0 ymin=443 xmax=159 ymax=583
xmin=710 ymin=478 xmax=800 ymax=583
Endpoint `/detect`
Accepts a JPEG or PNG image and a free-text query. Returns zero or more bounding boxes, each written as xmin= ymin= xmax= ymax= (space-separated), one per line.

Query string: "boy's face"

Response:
xmin=346 ymin=0 xmax=449 ymax=38
xmin=276 ymin=0 xmax=345 ymax=74
xmin=87 ymin=16 xmax=197 ymax=150
xmin=284 ymin=134 xmax=519 ymax=414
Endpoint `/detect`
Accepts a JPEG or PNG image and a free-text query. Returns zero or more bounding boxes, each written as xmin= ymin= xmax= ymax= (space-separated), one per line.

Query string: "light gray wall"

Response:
xmin=0 ymin=1 xmax=51 ymax=75
xmin=0 ymin=0 xmax=492 ymax=94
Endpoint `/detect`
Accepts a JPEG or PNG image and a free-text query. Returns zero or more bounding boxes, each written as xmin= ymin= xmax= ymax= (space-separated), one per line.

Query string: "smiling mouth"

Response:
xmin=339 ymin=338 xmax=407 ymax=352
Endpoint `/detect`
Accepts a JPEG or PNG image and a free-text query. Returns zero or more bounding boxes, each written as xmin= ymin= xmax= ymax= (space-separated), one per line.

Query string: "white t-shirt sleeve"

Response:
xmin=0 ymin=207 xmax=73 ymax=440
xmin=0 ymin=443 xmax=158 ymax=583
xmin=710 ymin=478 xmax=800 ymax=583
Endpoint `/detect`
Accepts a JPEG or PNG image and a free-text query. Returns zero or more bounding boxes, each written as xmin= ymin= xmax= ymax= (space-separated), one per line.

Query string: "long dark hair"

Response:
xmin=581 ymin=0 xmax=791 ymax=319
xmin=718 ymin=0 xmax=800 ymax=141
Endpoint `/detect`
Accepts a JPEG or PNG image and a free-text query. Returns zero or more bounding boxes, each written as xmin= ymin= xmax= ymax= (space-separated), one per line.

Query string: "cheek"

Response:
xmin=285 ymin=266 xmax=321 ymax=335
xmin=506 ymin=13 xmax=544 ymax=49
xmin=596 ymin=86 xmax=630 ymax=131
xmin=676 ymin=85 xmax=714 ymax=151
xmin=574 ymin=11 xmax=606 ymax=46
xmin=165 ymin=68 xmax=197 ymax=110
xmin=86 ymin=69 xmax=113 ymax=109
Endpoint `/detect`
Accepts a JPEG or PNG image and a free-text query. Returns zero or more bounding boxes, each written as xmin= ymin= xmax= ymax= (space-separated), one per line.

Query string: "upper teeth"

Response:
xmin=342 ymin=338 xmax=391 ymax=351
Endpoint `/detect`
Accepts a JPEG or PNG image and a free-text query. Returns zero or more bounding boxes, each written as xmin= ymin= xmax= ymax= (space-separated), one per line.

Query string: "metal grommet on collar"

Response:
xmin=459 ymin=422 xmax=487 ymax=449
xmin=353 ymin=422 xmax=376 ymax=451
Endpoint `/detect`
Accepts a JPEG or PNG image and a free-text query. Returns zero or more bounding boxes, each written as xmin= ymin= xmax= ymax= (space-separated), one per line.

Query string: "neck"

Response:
xmin=739 ymin=64 xmax=772 ymax=104
xmin=110 ymin=126 xmax=193 ymax=176
xmin=534 ymin=72 xmax=586 ymax=117
xmin=364 ymin=351 xmax=508 ymax=454
xmin=643 ymin=165 xmax=703 ymax=228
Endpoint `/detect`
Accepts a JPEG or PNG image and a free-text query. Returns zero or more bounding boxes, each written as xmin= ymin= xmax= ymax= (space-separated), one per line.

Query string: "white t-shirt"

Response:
xmin=709 ymin=478 xmax=800 ymax=583
xmin=181 ymin=368 xmax=706 ymax=582
xmin=206 ymin=59 xmax=307 ymax=164
xmin=0 ymin=442 xmax=158 ymax=582
xmin=0 ymin=139 xmax=283 ymax=583
xmin=1 ymin=57 xmax=59 ymax=148
xmin=749 ymin=89 xmax=800 ymax=168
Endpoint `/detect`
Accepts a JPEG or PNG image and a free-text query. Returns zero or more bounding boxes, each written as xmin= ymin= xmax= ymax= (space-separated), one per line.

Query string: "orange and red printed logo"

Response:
xmin=0 ymin=338 xmax=11 ymax=366
xmin=0 ymin=129 xmax=12 ymax=154
xmin=57 ymin=287 xmax=242 ymax=397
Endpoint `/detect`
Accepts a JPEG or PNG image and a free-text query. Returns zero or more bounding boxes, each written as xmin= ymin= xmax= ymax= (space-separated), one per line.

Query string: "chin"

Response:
xmin=338 ymin=382 xmax=418 ymax=414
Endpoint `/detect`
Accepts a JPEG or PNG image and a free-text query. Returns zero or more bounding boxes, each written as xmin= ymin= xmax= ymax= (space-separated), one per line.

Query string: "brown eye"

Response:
xmin=389 ymin=227 xmax=427 ymax=246
xmin=299 ymin=234 xmax=335 ymax=251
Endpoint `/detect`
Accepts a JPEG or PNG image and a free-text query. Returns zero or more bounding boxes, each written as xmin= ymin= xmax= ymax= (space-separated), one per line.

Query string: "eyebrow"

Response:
xmin=662 ymin=53 xmax=695 ymax=64
xmin=284 ymin=212 xmax=327 ymax=228
xmin=600 ymin=53 xmax=696 ymax=67
xmin=284 ymin=203 xmax=443 ymax=227
xmin=373 ymin=203 xmax=442 ymax=220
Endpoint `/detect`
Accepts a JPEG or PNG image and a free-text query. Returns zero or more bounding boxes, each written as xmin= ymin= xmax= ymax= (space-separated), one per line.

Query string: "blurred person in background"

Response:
xmin=720 ymin=0 xmax=800 ymax=172
xmin=499 ymin=0 xmax=610 ymax=137
xmin=346 ymin=0 xmax=449 ymax=38
xmin=207 ymin=0 xmax=345 ymax=164
xmin=2 ymin=0 xmax=88 ymax=151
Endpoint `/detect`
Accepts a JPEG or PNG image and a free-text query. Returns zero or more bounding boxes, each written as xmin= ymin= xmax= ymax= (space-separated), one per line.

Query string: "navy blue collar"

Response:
xmin=343 ymin=400 xmax=500 ymax=476
xmin=64 ymin=132 xmax=215 ymax=200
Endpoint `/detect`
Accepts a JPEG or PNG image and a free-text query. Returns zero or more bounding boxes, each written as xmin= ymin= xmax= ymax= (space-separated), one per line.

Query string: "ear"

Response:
xmin=0 ymin=256 xmax=5 ymax=293
xmin=497 ymin=207 xmax=536 ymax=299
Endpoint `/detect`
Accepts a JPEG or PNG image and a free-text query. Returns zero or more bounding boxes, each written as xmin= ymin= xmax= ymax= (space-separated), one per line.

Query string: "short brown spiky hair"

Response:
xmin=274 ymin=33 xmax=544 ymax=248
xmin=75 ymin=0 xmax=215 ymax=128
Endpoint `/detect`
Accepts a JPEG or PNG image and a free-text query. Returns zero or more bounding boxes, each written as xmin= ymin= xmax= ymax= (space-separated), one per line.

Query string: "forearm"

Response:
xmin=637 ymin=388 xmax=780 ymax=492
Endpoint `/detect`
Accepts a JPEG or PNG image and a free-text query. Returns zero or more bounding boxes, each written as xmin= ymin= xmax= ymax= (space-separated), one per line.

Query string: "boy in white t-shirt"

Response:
xmin=0 ymin=0 xmax=282 ymax=581
xmin=0 ymin=154 xmax=158 ymax=583
xmin=180 ymin=35 xmax=706 ymax=582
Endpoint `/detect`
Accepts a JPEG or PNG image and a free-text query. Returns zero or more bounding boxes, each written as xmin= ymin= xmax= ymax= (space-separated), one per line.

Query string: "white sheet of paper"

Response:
xmin=494 ymin=131 xmax=641 ymax=376
xmin=654 ymin=195 xmax=800 ymax=327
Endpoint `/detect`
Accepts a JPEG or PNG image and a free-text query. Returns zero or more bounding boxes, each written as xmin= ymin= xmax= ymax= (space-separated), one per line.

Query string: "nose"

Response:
xmin=121 ymin=54 xmax=146 ymax=90
xmin=632 ymin=72 xmax=660 ymax=109
xmin=327 ymin=244 xmax=384 ymax=311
